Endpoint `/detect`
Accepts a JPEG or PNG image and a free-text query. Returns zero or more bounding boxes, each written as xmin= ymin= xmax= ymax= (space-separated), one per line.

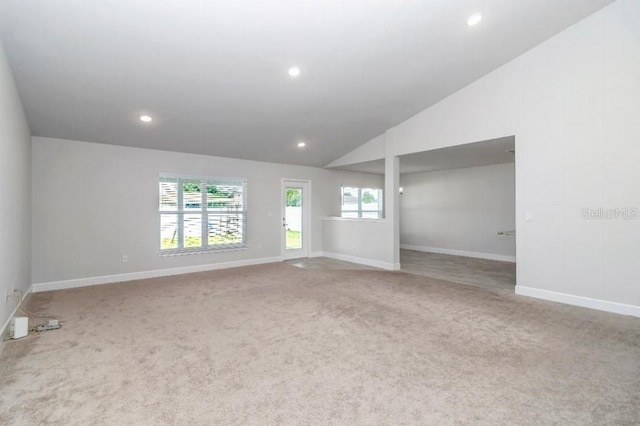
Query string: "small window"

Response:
xmin=160 ymin=174 xmax=247 ymax=254
xmin=341 ymin=186 xmax=383 ymax=219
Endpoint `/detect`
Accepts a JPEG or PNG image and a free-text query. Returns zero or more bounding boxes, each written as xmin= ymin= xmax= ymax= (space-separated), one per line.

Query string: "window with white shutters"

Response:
xmin=159 ymin=174 xmax=247 ymax=254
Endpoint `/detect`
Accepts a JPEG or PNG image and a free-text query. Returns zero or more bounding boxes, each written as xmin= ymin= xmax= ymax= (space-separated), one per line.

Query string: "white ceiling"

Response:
xmin=331 ymin=136 xmax=515 ymax=175
xmin=0 ymin=0 xmax=614 ymax=167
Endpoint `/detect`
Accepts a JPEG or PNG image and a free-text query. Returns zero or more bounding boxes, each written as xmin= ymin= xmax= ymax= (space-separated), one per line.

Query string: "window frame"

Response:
xmin=159 ymin=173 xmax=248 ymax=255
xmin=340 ymin=186 xmax=384 ymax=219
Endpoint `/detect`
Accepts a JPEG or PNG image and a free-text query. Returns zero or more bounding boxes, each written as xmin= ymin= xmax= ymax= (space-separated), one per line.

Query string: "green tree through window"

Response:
xmin=286 ymin=188 xmax=301 ymax=207
xmin=362 ymin=191 xmax=375 ymax=204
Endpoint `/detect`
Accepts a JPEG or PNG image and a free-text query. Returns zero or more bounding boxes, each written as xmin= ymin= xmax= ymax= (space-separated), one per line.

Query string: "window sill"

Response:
xmin=323 ymin=216 xmax=386 ymax=222
xmin=158 ymin=245 xmax=249 ymax=257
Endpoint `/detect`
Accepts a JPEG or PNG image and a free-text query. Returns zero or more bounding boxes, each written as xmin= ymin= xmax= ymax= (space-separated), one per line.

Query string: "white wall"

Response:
xmin=31 ymin=137 xmax=383 ymax=287
xmin=329 ymin=0 xmax=640 ymax=315
xmin=326 ymin=134 xmax=385 ymax=168
xmin=322 ymin=218 xmax=391 ymax=269
xmin=400 ymin=163 xmax=515 ymax=261
xmin=0 ymin=38 xmax=31 ymax=330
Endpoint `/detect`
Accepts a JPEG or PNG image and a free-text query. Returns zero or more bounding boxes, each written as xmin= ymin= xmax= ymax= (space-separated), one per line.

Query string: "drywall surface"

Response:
xmin=400 ymin=163 xmax=515 ymax=260
xmin=322 ymin=218 xmax=391 ymax=268
xmin=331 ymin=0 xmax=640 ymax=311
xmin=0 ymin=38 xmax=31 ymax=330
xmin=31 ymin=137 xmax=382 ymax=284
xmin=326 ymin=133 xmax=385 ymax=168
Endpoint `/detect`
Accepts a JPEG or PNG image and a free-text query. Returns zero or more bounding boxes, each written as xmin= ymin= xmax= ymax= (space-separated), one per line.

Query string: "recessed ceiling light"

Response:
xmin=297 ymin=141 xmax=306 ymax=148
xmin=467 ymin=13 xmax=482 ymax=26
xmin=139 ymin=115 xmax=153 ymax=123
xmin=288 ymin=66 xmax=301 ymax=78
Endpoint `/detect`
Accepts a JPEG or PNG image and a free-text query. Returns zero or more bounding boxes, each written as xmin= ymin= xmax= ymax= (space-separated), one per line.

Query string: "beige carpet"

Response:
xmin=1 ymin=263 xmax=638 ymax=425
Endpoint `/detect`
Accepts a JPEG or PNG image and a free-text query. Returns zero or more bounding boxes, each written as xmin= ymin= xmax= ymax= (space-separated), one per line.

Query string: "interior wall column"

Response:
xmin=384 ymin=129 xmax=400 ymax=270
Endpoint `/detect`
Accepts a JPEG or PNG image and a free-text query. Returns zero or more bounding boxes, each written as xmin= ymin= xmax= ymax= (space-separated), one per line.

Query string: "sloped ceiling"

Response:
xmin=0 ymin=0 xmax=614 ymax=167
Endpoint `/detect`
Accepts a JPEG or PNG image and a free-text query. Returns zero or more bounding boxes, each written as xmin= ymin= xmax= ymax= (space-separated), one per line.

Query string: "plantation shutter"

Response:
xmin=159 ymin=174 xmax=247 ymax=253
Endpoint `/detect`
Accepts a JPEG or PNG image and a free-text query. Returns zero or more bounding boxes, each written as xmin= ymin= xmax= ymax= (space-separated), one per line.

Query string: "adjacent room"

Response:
xmin=333 ymin=137 xmax=517 ymax=291
xmin=1 ymin=0 xmax=638 ymax=424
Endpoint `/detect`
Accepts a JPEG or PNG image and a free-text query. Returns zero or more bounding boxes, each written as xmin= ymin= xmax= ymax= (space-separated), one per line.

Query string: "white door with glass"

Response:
xmin=282 ymin=180 xmax=309 ymax=260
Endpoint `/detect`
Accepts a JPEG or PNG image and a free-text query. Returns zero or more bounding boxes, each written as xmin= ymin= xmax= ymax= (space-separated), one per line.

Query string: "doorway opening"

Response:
xmin=398 ymin=136 xmax=517 ymax=291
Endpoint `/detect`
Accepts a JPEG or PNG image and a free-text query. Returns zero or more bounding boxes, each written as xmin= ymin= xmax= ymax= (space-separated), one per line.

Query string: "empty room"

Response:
xmin=1 ymin=1 xmax=639 ymax=424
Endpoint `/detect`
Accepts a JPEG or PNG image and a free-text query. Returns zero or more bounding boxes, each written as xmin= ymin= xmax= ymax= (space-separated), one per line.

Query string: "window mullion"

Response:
xmin=201 ymin=181 xmax=208 ymax=249
xmin=177 ymin=180 xmax=184 ymax=249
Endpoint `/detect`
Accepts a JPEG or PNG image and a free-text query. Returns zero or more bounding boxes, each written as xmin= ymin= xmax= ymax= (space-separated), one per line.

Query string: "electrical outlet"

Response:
xmin=122 ymin=255 xmax=128 ymax=263
xmin=5 ymin=281 xmax=14 ymax=302
xmin=5 ymin=289 xmax=19 ymax=304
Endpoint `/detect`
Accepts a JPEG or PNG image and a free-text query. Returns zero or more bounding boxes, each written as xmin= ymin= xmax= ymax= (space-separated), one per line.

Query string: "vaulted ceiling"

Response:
xmin=0 ymin=0 xmax=614 ymax=167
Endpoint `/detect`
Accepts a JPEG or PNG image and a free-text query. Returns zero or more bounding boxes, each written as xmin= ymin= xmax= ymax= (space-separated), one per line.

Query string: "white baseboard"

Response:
xmin=32 ymin=256 xmax=283 ymax=293
xmin=515 ymin=285 xmax=640 ymax=318
xmin=321 ymin=252 xmax=400 ymax=271
xmin=1 ymin=285 xmax=33 ymax=340
xmin=309 ymin=251 xmax=324 ymax=258
xmin=400 ymin=244 xmax=516 ymax=263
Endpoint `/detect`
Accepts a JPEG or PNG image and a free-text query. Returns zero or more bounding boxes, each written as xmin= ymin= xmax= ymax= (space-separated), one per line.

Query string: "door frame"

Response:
xmin=281 ymin=179 xmax=311 ymax=260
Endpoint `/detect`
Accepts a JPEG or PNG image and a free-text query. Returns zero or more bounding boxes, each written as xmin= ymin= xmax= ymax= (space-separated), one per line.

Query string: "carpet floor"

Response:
xmin=1 ymin=263 xmax=638 ymax=425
